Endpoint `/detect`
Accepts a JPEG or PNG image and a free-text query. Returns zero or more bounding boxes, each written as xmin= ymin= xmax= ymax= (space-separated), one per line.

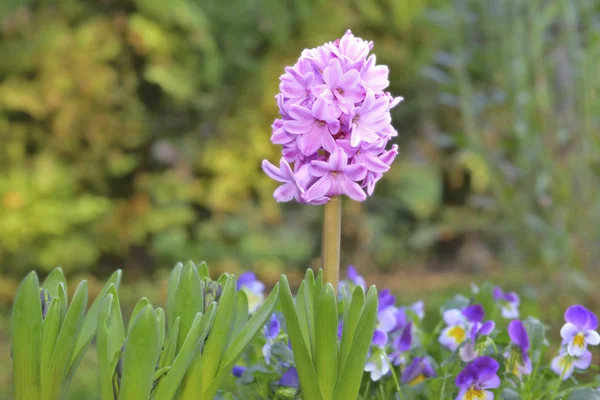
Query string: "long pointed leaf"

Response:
xmin=11 ymin=272 xmax=42 ymax=400
xmin=315 ymin=283 xmax=338 ymax=399
xmin=338 ymin=285 xmax=364 ymax=377
xmin=173 ymin=261 xmax=203 ymax=351
xmin=41 ymin=268 xmax=67 ymax=299
xmin=279 ymin=275 xmax=322 ymax=400
xmin=40 ymin=298 xmax=61 ymax=393
xmin=119 ymin=305 xmax=161 ymax=400
xmin=167 ymin=263 xmax=183 ymax=330
xmin=159 ymin=317 xmax=180 ymax=369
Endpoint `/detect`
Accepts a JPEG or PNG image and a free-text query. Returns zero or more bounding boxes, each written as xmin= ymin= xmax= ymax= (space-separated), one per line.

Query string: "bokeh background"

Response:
xmin=1 ymin=0 xmax=600 ymax=398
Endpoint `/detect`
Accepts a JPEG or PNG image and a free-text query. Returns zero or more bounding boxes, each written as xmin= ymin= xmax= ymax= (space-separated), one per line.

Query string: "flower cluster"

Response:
xmin=262 ymin=30 xmax=402 ymax=204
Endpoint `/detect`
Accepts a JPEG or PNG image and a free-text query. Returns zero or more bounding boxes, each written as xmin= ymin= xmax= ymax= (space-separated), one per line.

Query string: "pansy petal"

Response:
xmin=565 ymin=305 xmax=591 ymax=329
xmin=573 ymin=350 xmax=592 ymax=370
xmin=372 ymin=329 xmax=388 ymax=347
xmin=463 ymin=305 xmax=484 ymax=323
xmin=483 ymin=375 xmax=501 ymax=389
xmin=587 ymin=310 xmax=599 ymax=331
xmin=560 ymin=322 xmax=579 ymax=341
xmin=443 ymin=309 xmax=464 ymax=326
xmin=478 ymin=320 xmax=495 ymax=336
xmin=508 ymin=320 xmax=530 ymax=350
xmin=585 ymin=330 xmax=600 ymax=345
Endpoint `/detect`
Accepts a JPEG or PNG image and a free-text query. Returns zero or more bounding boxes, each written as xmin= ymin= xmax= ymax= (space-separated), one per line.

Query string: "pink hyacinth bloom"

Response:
xmin=306 ymin=148 xmax=367 ymax=202
xmin=262 ymin=29 xmax=401 ymax=204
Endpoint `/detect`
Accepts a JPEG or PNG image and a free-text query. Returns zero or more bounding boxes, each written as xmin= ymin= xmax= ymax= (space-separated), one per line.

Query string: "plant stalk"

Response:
xmin=322 ymin=196 xmax=341 ymax=292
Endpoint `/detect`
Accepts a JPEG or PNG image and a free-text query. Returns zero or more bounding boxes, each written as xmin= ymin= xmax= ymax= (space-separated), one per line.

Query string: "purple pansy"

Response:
xmin=401 ymin=356 xmax=436 ymax=386
xmin=262 ymin=315 xmax=280 ymax=365
xmin=342 ymin=265 xmax=367 ymax=290
xmin=493 ymin=287 xmax=520 ymax=319
xmin=237 ymin=272 xmax=266 ymax=313
xmin=263 ymin=30 xmax=401 ymax=204
xmin=504 ymin=320 xmax=532 ymax=378
xmin=439 ymin=305 xmax=485 ymax=352
xmin=460 ymin=320 xmax=496 ymax=362
xmin=560 ymin=305 xmax=600 ymax=357
xmin=455 ymin=356 xmax=501 ymax=400
xmin=279 ymin=367 xmax=299 ymax=388
xmin=390 ymin=322 xmax=412 ymax=366
xmin=551 ymin=347 xmax=592 ymax=380
xmin=365 ymin=329 xmax=390 ymax=381
xmin=232 ymin=365 xmax=246 ymax=378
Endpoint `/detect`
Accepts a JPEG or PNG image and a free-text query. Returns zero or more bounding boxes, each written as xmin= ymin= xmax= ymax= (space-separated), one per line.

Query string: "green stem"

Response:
xmin=322 ymin=196 xmax=341 ymax=292
xmin=385 ymin=354 xmax=403 ymax=400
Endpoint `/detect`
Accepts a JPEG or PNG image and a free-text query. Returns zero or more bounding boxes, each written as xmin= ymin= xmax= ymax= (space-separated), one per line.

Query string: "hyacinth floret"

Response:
xmin=263 ymin=30 xmax=402 ymax=204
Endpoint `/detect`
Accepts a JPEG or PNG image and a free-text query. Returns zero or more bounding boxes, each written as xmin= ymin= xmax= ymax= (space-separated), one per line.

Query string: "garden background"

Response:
xmin=1 ymin=0 xmax=599 ymax=398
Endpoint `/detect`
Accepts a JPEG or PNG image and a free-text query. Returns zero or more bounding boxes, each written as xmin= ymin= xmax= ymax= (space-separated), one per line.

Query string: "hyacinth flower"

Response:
xmin=237 ymin=271 xmax=266 ymax=313
xmin=11 ymin=267 xmax=121 ymax=400
xmin=504 ymin=320 xmax=532 ymax=378
xmin=493 ymin=286 xmax=520 ymax=319
xmin=262 ymin=29 xmax=401 ymax=290
xmin=560 ymin=305 xmax=600 ymax=357
xmin=455 ymin=356 xmax=501 ymax=400
xmin=401 ymin=356 xmax=436 ymax=386
xmin=551 ymin=347 xmax=592 ymax=380
xmin=439 ymin=304 xmax=485 ymax=352
xmin=459 ymin=320 xmax=495 ymax=362
xmin=262 ymin=315 xmax=281 ymax=365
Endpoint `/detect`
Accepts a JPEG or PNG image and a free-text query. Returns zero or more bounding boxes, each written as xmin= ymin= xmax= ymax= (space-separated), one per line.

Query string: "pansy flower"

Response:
xmin=504 ymin=320 xmax=532 ymax=378
xmin=279 ymin=367 xmax=299 ymax=388
xmin=390 ymin=322 xmax=412 ymax=366
xmin=560 ymin=305 xmax=600 ymax=357
xmin=551 ymin=347 xmax=592 ymax=380
xmin=339 ymin=265 xmax=367 ymax=293
xmin=459 ymin=320 xmax=495 ymax=362
xmin=493 ymin=287 xmax=520 ymax=319
xmin=262 ymin=315 xmax=280 ymax=365
xmin=439 ymin=305 xmax=484 ymax=352
xmin=401 ymin=356 xmax=436 ymax=386
xmin=237 ymin=272 xmax=266 ymax=313
xmin=455 ymin=356 xmax=501 ymax=400
xmin=364 ymin=330 xmax=390 ymax=381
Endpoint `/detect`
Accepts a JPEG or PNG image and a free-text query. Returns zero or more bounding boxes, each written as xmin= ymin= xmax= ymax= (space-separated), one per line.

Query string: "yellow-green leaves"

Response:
xmin=279 ymin=270 xmax=379 ymax=400
xmin=12 ymin=272 xmax=43 ymax=400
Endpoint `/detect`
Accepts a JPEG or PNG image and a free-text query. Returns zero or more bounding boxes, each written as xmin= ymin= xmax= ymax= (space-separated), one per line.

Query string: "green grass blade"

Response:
xmin=279 ymin=275 xmax=322 ymax=400
xmin=314 ymin=283 xmax=338 ymax=399
xmin=334 ymin=285 xmax=378 ymax=400
xmin=11 ymin=271 xmax=42 ymax=400
xmin=119 ymin=305 xmax=162 ymax=400
xmin=337 ymin=285 xmax=364 ymax=377
xmin=45 ymin=280 xmax=88 ymax=399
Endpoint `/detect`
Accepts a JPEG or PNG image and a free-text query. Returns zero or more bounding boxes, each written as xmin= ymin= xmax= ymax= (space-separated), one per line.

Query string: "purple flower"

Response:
xmin=455 ymin=356 xmax=501 ymax=400
xmin=401 ymin=356 xmax=436 ymax=386
xmin=237 ymin=272 xmax=266 ymax=313
xmin=439 ymin=305 xmax=484 ymax=352
xmin=263 ymin=29 xmax=401 ymax=204
xmin=493 ymin=287 xmax=520 ymax=319
xmin=262 ymin=315 xmax=280 ymax=365
xmin=390 ymin=322 xmax=412 ymax=366
xmin=339 ymin=265 xmax=366 ymax=291
xmin=551 ymin=347 xmax=592 ymax=380
xmin=306 ymin=148 xmax=367 ymax=202
xmin=279 ymin=367 xmax=299 ymax=388
xmin=364 ymin=349 xmax=390 ymax=381
xmin=504 ymin=320 xmax=532 ymax=378
xmin=232 ymin=365 xmax=246 ymax=378
xmin=459 ymin=320 xmax=495 ymax=362
xmin=560 ymin=305 xmax=600 ymax=357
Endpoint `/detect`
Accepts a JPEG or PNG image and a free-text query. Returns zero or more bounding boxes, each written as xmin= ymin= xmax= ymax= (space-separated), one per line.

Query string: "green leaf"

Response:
xmin=156 ymin=307 xmax=166 ymax=349
xmin=11 ymin=271 xmax=42 ymax=400
xmin=41 ymin=267 xmax=67 ymax=299
xmin=97 ymin=294 xmax=117 ymax=400
xmin=303 ymin=269 xmax=317 ymax=358
xmin=229 ymin=289 xmax=249 ymax=342
xmin=167 ymin=262 xmax=183 ymax=330
xmin=315 ymin=283 xmax=338 ymax=399
xmin=568 ymin=388 xmax=600 ymax=400
xmin=198 ymin=261 xmax=210 ymax=279
xmin=68 ymin=270 xmax=122 ymax=383
xmin=173 ymin=261 xmax=204 ymax=351
xmin=119 ymin=305 xmax=162 ymax=400
xmin=338 ymin=285 xmax=365 ymax=377
xmin=295 ymin=281 xmax=311 ymax=355
xmin=159 ymin=317 xmax=180 ymax=369
xmin=57 ymin=283 xmax=68 ymax=321
xmin=45 ymin=280 xmax=88 ymax=399
xmin=128 ymin=298 xmax=150 ymax=336
xmin=196 ymin=276 xmax=237 ymax=394
xmin=40 ymin=298 xmax=61 ymax=391
xmin=279 ymin=275 xmax=322 ymax=400
xmin=334 ymin=285 xmax=378 ymax=400
xmin=154 ymin=307 xmax=216 ymax=400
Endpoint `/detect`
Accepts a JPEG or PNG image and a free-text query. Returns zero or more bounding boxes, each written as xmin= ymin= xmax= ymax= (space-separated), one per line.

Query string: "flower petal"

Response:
xmin=565 ymin=305 xmax=590 ymax=329
xmin=572 ymin=350 xmax=592 ymax=370
xmin=560 ymin=322 xmax=579 ymax=342
xmin=304 ymin=175 xmax=332 ymax=202
xmin=508 ymin=320 xmax=529 ymax=350
xmin=262 ymin=159 xmax=286 ymax=182
xmin=585 ymin=330 xmax=600 ymax=346
xmin=274 ymin=183 xmax=297 ymax=202
xmin=340 ymin=177 xmax=366 ymax=201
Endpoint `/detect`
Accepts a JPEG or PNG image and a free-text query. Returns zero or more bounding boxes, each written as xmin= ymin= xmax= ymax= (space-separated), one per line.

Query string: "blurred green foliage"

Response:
xmin=0 ymin=0 xmax=599 ymax=278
